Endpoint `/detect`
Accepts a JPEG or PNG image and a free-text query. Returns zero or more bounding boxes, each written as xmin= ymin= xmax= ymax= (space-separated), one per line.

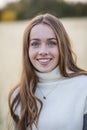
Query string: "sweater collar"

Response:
xmin=35 ymin=67 xmax=63 ymax=83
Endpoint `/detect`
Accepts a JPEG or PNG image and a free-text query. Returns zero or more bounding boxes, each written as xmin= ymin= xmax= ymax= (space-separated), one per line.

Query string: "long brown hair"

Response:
xmin=8 ymin=13 xmax=87 ymax=130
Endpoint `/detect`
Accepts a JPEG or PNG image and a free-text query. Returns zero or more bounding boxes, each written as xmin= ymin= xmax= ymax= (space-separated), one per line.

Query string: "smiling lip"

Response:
xmin=37 ymin=58 xmax=52 ymax=65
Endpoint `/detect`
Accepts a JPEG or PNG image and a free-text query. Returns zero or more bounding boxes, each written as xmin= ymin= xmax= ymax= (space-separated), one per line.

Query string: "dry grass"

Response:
xmin=0 ymin=18 xmax=87 ymax=130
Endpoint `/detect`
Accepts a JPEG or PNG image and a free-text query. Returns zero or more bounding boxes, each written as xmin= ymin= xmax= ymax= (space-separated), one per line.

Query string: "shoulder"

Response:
xmin=11 ymin=87 xmax=20 ymax=103
xmin=12 ymin=87 xmax=20 ymax=98
xmin=11 ymin=87 xmax=21 ymax=118
xmin=71 ymin=75 xmax=87 ymax=93
xmin=73 ymin=74 xmax=87 ymax=85
xmin=69 ymin=74 xmax=87 ymax=84
xmin=74 ymin=75 xmax=87 ymax=84
xmin=63 ymin=75 xmax=87 ymax=94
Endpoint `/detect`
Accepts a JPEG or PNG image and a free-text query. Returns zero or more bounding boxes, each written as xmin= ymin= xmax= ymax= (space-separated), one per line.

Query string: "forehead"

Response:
xmin=30 ymin=24 xmax=56 ymax=40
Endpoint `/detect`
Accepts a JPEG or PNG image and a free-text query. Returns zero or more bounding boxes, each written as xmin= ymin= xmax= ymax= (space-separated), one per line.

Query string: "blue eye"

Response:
xmin=48 ymin=42 xmax=57 ymax=47
xmin=31 ymin=42 xmax=40 ymax=47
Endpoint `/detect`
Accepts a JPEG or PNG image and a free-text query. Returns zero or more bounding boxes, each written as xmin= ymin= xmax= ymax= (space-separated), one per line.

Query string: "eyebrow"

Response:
xmin=30 ymin=38 xmax=57 ymax=41
xmin=47 ymin=38 xmax=57 ymax=40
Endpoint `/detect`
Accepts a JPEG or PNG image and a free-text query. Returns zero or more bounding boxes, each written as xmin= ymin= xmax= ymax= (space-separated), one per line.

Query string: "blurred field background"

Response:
xmin=0 ymin=17 xmax=87 ymax=130
xmin=0 ymin=0 xmax=87 ymax=130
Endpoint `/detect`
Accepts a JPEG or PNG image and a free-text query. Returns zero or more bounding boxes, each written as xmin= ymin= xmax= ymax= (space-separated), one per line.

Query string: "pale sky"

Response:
xmin=0 ymin=0 xmax=87 ymax=9
xmin=0 ymin=0 xmax=19 ymax=8
xmin=65 ymin=0 xmax=87 ymax=3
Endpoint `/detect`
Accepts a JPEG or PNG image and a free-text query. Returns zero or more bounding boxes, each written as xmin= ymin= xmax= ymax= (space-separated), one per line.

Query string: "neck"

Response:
xmin=35 ymin=67 xmax=63 ymax=83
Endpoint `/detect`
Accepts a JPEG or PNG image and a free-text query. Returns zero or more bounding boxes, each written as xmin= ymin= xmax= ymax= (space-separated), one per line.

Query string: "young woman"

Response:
xmin=8 ymin=13 xmax=87 ymax=130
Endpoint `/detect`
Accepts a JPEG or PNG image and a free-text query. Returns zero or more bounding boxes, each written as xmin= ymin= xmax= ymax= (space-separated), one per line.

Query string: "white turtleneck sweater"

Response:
xmin=32 ymin=67 xmax=87 ymax=130
xmin=14 ymin=67 xmax=87 ymax=130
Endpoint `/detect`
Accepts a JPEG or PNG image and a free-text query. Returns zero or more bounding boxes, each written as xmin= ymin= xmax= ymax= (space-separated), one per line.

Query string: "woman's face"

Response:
xmin=29 ymin=24 xmax=59 ymax=73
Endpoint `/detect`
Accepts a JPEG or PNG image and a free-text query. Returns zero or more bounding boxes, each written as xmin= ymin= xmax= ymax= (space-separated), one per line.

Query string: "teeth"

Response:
xmin=38 ymin=59 xmax=50 ymax=62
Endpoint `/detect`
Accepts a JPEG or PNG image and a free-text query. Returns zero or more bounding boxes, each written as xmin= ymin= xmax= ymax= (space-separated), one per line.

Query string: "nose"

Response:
xmin=38 ymin=44 xmax=48 ymax=55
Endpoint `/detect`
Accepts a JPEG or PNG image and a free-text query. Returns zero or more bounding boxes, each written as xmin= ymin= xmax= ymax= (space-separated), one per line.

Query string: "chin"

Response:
xmin=38 ymin=69 xmax=53 ymax=73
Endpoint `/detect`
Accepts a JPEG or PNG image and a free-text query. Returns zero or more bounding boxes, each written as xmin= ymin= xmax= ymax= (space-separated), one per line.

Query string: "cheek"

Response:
xmin=29 ymin=48 xmax=37 ymax=60
xmin=52 ymin=48 xmax=59 ymax=57
xmin=56 ymin=50 xmax=59 ymax=58
xmin=53 ymin=48 xmax=59 ymax=64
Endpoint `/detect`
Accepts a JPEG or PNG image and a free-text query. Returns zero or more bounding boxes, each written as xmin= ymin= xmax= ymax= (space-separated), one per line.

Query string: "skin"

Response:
xmin=29 ymin=24 xmax=59 ymax=73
